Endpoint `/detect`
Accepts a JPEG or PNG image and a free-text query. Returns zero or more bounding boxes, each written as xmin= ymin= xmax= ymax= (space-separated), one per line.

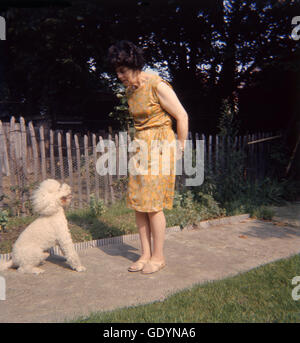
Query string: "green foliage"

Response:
xmin=3 ymin=182 xmax=37 ymax=217
xmin=217 ymin=98 xmax=240 ymax=139
xmin=266 ymin=140 xmax=293 ymax=179
xmin=111 ymin=177 xmax=128 ymax=201
xmin=213 ymin=99 xmax=246 ymax=203
xmin=0 ymin=210 xmax=9 ymax=233
xmin=108 ymin=86 xmax=133 ymax=131
xmin=194 ymin=191 xmax=227 ymax=219
xmin=168 ymin=190 xmax=200 ymax=228
xmin=170 ymin=189 xmax=225 ymax=228
xmin=251 ymin=206 xmax=274 ymax=221
xmin=89 ymin=194 xmax=106 ymax=217
xmin=188 ymin=99 xmax=298 ymax=216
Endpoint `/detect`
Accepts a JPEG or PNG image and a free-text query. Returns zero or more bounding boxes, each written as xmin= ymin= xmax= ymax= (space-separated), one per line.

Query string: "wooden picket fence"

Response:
xmin=0 ymin=116 xmax=279 ymax=216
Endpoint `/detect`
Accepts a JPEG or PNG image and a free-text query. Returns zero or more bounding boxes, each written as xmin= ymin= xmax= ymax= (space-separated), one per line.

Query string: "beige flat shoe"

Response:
xmin=128 ymin=259 xmax=149 ymax=272
xmin=141 ymin=260 xmax=166 ymax=274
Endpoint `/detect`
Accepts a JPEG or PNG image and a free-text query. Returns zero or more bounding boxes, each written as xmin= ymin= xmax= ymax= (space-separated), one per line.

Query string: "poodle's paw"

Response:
xmin=74 ymin=265 xmax=86 ymax=272
xmin=18 ymin=266 xmax=45 ymax=274
xmin=40 ymin=253 xmax=50 ymax=265
xmin=32 ymin=267 xmax=45 ymax=275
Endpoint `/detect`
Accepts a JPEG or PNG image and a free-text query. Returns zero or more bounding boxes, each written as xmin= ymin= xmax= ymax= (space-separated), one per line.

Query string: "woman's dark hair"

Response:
xmin=107 ymin=40 xmax=145 ymax=71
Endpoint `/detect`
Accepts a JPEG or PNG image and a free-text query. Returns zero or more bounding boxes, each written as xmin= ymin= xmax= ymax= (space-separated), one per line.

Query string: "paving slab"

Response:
xmin=0 ymin=209 xmax=300 ymax=323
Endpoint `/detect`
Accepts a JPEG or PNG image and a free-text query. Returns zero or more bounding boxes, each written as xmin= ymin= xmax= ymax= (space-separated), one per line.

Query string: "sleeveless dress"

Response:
xmin=125 ymin=74 xmax=176 ymax=212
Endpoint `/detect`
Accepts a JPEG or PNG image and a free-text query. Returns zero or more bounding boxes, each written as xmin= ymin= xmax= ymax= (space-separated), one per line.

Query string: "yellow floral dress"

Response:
xmin=126 ymin=74 xmax=176 ymax=212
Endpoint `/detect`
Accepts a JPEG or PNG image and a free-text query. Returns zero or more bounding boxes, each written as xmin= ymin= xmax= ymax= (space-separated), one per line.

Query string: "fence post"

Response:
xmin=99 ymin=135 xmax=109 ymax=205
xmin=57 ymin=131 xmax=64 ymax=182
xmin=28 ymin=121 xmax=39 ymax=183
xmin=19 ymin=117 xmax=28 ymax=214
xmin=115 ymin=133 xmax=120 ymax=181
xmin=0 ymin=120 xmax=9 ymax=176
xmin=215 ymin=134 xmax=219 ymax=172
xmin=9 ymin=117 xmax=17 ymax=189
xmin=84 ymin=134 xmax=90 ymax=204
xmin=208 ymin=134 xmax=212 ymax=172
xmin=92 ymin=133 xmax=100 ymax=202
xmin=39 ymin=125 xmax=46 ymax=180
xmin=74 ymin=134 xmax=83 ymax=209
xmin=20 ymin=117 xmax=27 ymax=179
xmin=49 ymin=130 xmax=55 ymax=179
xmin=66 ymin=132 xmax=73 ymax=209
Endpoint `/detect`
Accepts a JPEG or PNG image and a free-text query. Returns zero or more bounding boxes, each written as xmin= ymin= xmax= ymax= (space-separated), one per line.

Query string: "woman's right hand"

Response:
xmin=176 ymin=142 xmax=184 ymax=160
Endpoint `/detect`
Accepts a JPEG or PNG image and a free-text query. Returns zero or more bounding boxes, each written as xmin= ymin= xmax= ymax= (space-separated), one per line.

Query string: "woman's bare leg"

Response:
xmin=135 ymin=210 xmax=152 ymax=260
xmin=147 ymin=210 xmax=166 ymax=263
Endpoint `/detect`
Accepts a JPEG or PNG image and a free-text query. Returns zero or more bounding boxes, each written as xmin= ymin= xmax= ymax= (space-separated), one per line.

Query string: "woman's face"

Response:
xmin=115 ymin=66 xmax=137 ymax=86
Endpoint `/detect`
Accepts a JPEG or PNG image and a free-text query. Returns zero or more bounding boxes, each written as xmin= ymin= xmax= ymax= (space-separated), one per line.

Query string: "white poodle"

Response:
xmin=0 ymin=179 xmax=86 ymax=274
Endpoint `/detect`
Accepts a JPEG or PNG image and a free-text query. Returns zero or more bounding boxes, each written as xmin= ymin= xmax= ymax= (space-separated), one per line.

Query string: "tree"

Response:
xmin=0 ymin=0 xmax=298 ymax=133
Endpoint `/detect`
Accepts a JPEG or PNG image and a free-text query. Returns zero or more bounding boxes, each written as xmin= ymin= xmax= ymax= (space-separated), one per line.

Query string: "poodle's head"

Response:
xmin=31 ymin=179 xmax=72 ymax=216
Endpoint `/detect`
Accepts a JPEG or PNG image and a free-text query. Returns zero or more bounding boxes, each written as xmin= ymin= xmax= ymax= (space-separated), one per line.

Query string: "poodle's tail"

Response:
xmin=0 ymin=259 xmax=13 ymax=271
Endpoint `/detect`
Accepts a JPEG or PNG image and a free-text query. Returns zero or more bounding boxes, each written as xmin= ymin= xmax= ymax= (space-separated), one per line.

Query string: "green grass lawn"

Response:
xmin=72 ymin=254 xmax=300 ymax=323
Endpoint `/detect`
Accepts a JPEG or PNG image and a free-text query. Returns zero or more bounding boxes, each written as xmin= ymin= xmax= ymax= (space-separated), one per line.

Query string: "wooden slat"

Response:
xmin=239 ymin=135 xmax=243 ymax=151
xmin=201 ymin=134 xmax=206 ymax=173
xmin=39 ymin=125 xmax=46 ymax=180
xmin=9 ymin=117 xmax=17 ymax=188
xmin=215 ymin=134 xmax=219 ymax=171
xmin=19 ymin=117 xmax=27 ymax=214
xmin=84 ymin=134 xmax=90 ymax=203
xmin=28 ymin=121 xmax=39 ymax=183
xmin=99 ymin=135 xmax=108 ymax=205
xmin=57 ymin=131 xmax=64 ymax=182
xmin=19 ymin=117 xmax=27 ymax=179
xmin=247 ymin=134 xmax=282 ymax=145
xmin=118 ymin=131 xmax=127 ymax=177
xmin=249 ymin=133 xmax=254 ymax=180
xmin=0 ymin=120 xmax=9 ymax=176
xmin=50 ymin=130 xmax=55 ymax=178
xmin=115 ymin=133 xmax=120 ymax=180
xmin=92 ymin=133 xmax=100 ymax=202
xmin=234 ymin=135 xmax=238 ymax=151
xmin=208 ymin=134 xmax=212 ymax=172
xmin=66 ymin=132 xmax=73 ymax=192
xmin=74 ymin=134 xmax=83 ymax=208
xmin=257 ymin=132 xmax=263 ymax=179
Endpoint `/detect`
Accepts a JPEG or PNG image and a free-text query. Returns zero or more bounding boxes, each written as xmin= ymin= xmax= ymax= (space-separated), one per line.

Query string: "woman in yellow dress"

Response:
xmin=108 ymin=41 xmax=188 ymax=274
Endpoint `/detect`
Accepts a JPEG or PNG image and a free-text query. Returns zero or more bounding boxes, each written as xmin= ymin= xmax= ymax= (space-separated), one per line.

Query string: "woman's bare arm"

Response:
xmin=156 ymin=82 xmax=189 ymax=151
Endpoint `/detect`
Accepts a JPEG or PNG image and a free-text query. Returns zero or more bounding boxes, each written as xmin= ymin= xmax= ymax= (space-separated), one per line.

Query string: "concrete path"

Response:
xmin=0 ymin=204 xmax=299 ymax=323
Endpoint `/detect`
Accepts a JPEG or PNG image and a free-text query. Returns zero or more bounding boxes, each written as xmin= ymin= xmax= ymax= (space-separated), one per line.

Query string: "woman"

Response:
xmin=108 ymin=40 xmax=188 ymax=274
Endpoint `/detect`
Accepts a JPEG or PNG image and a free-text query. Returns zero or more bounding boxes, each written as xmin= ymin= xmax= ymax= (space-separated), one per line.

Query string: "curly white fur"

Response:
xmin=0 ymin=179 xmax=86 ymax=274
